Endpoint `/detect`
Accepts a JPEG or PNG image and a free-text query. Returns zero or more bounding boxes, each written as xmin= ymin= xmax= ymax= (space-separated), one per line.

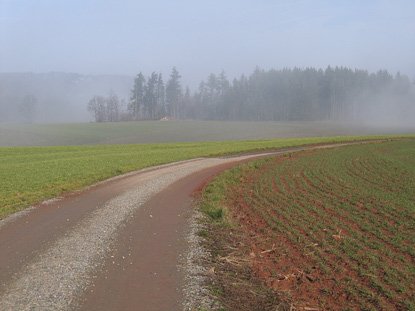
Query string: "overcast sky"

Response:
xmin=1 ymin=0 xmax=414 ymax=89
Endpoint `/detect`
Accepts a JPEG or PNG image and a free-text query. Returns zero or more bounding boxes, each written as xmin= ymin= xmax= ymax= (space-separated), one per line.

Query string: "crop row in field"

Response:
xmin=2 ymin=135 xmax=401 ymax=219
xmin=201 ymin=139 xmax=415 ymax=310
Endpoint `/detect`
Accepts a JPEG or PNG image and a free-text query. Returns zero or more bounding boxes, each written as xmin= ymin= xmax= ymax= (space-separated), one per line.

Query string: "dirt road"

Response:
xmin=0 ymin=143 xmax=365 ymax=310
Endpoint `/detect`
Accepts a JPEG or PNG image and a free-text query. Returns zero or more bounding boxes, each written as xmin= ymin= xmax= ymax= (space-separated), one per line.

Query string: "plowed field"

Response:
xmin=215 ymin=139 xmax=414 ymax=310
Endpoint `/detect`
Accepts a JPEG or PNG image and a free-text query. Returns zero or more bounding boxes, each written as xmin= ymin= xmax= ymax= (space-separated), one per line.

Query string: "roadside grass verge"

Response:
xmin=197 ymin=138 xmax=415 ymax=310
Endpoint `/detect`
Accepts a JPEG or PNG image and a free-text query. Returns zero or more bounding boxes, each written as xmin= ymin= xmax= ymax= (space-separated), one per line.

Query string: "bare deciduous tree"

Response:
xmin=87 ymin=95 xmax=106 ymax=122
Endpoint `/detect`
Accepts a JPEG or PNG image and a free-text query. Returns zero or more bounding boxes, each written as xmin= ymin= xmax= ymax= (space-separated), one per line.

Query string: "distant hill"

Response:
xmin=0 ymin=72 xmax=133 ymax=123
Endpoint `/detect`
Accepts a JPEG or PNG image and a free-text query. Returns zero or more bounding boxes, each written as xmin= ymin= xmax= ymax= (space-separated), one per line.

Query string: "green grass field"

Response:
xmin=200 ymin=138 xmax=415 ymax=310
xmin=1 ymin=120 xmax=415 ymax=146
xmin=1 ymin=135 xmax=409 ymax=219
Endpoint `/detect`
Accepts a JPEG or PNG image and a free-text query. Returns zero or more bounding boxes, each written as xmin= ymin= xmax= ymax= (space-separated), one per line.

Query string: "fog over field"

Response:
xmin=0 ymin=1 xmax=414 ymax=130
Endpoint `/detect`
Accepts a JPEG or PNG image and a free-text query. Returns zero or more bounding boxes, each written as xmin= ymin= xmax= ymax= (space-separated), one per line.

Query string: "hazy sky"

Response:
xmin=1 ymin=0 xmax=414 ymax=88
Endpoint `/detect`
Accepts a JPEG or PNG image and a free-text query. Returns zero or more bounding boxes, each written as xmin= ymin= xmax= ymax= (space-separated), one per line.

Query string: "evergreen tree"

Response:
xmin=106 ymin=90 xmax=119 ymax=122
xmin=156 ymin=73 xmax=166 ymax=119
xmin=182 ymin=86 xmax=193 ymax=119
xmin=143 ymin=72 xmax=158 ymax=120
xmin=129 ymin=72 xmax=145 ymax=119
xmin=206 ymin=73 xmax=219 ymax=119
xmin=166 ymin=67 xmax=182 ymax=119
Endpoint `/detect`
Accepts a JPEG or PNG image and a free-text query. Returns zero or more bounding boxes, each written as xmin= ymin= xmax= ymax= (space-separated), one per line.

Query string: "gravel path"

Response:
xmin=0 ymin=157 xmax=228 ymax=310
xmin=181 ymin=209 xmax=224 ymax=310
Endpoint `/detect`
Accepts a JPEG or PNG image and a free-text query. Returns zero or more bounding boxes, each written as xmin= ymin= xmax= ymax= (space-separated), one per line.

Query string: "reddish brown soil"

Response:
xmin=223 ymin=151 xmax=411 ymax=310
xmin=227 ymin=153 xmax=336 ymax=310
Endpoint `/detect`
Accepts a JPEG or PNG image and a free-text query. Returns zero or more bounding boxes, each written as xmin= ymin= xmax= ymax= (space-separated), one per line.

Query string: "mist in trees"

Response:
xmin=2 ymin=66 xmax=413 ymax=126
xmin=166 ymin=67 xmax=182 ymax=119
xmin=87 ymin=66 xmax=414 ymax=127
xmin=91 ymin=68 xmax=183 ymax=122
xmin=87 ymin=90 xmax=131 ymax=123
xmin=0 ymin=73 xmax=131 ymax=123
xmin=173 ymin=66 xmax=414 ymax=126
xmin=19 ymin=95 xmax=37 ymax=123
xmin=87 ymin=95 xmax=106 ymax=122
xmin=189 ymin=66 xmax=415 ymax=125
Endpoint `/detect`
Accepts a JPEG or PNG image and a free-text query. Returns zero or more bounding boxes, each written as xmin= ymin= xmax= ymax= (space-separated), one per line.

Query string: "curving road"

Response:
xmin=0 ymin=143 xmax=365 ymax=310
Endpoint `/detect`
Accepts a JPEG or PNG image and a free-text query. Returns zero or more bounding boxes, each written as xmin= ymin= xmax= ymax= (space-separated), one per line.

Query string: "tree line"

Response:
xmin=87 ymin=66 xmax=414 ymax=123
